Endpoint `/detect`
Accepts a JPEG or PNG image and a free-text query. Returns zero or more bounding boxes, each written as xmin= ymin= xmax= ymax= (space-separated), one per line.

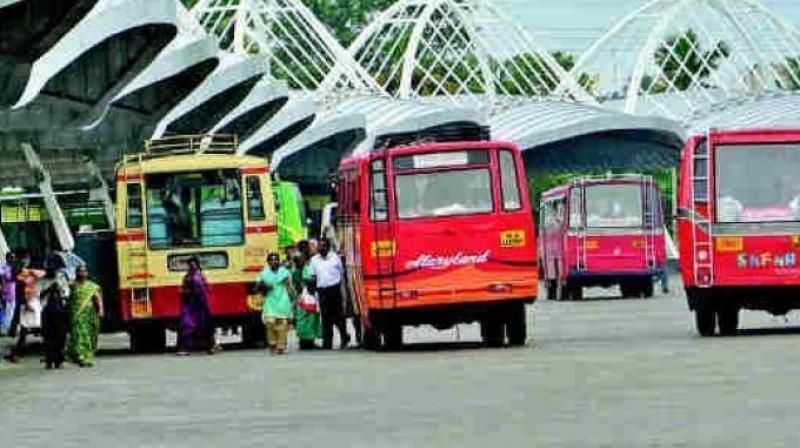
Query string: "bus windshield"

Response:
xmin=145 ymin=169 xmax=244 ymax=249
xmin=716 ymin=143 xmax=800 ymax=223
xmin=585 ymin=184 xmax=643 ymax=228
xmin=395 ymin=169 xmax=493 ymax=219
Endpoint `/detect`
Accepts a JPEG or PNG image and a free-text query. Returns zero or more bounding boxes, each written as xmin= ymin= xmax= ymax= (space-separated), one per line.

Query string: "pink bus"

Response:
xmin=539 ymin=175 xmax=667 ymax=300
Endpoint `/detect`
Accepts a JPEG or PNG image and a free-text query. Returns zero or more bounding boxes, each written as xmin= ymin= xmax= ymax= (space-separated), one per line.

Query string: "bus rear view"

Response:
xmin=338 ymin=141 xmax=537 ymax=349
xmin=540 ymin=175 xmax=666 ymax=301
xmin=678 ymin=129 xmax=800 ymax=336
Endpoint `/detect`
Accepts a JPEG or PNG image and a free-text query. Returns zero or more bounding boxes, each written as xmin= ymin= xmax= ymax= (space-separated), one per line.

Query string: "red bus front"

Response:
xmin=540 ymin=176 xmax=666 ymax=300
xmin=678 ymin=129 xmax=800 ymax=336
xmin=338 ymin=141 xmax=537 ymax=348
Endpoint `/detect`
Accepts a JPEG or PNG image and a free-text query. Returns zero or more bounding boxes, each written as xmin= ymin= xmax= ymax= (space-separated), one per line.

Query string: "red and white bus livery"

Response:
xmin=678 ymin=129 xmax=800 ymax=336
xmin=337 ymin=141 xmax=537 ymax=349
xmin=539 ymin=175 xmax=666 ymax=301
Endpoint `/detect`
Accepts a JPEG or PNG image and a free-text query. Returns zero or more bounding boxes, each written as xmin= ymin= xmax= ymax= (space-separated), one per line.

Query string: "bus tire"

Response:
xmin=695 ymin=308 xmax=716 ymax=337
xmin=506 ymin=302 xmax=527 ymax=347
xmin=641 ymin=280 xmax=654 ymax=298
xmin=383 ymin=324 xmax=403 ymax=351
xmin=129 ymin=322 xmax=166 ymax=353
xmin=482 ymin=316 xmax=504 ymax=348
xmin=361 ymin=320 xmax=381 ymax=351
xmin=242 ymin=320 xmax=266 ymax=348
xmin=569 ymin=285 xmax=583 ymax=301
xmin=546 ymin=280 xmax=557 ymax=301
xmin=620 ymin=282 xmax=635 ymax=299
xmin=556 ymin=281 xmax=570 ymax=302
xmin=717 ymin=307 xmax=739 ymax=336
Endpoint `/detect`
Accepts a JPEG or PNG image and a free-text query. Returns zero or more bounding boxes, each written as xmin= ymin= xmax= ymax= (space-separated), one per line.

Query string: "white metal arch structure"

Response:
xmin=12 ymin=0 xmax=179 ymax=109
xmin=569 ymin=0 xmax=800 ymax=123
xmin=349 ymin=0 xmax=594 ymax=111
xmin=192 ymin=0 xmax=383 ymax=98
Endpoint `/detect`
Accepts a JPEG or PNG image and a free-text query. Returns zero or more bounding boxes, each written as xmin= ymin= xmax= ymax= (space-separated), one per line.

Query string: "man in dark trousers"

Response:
xmin=310 ymin=238 xmax=350 ymax=349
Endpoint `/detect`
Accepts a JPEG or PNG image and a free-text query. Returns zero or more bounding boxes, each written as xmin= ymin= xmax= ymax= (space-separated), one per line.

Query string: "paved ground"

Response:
xmin=3 ymin=276 xmax=800 ymax=447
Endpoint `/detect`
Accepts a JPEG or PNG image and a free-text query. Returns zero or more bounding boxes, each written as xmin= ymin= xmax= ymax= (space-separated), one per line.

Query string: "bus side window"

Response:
xmin=350 ymin=179 xmax=360 ymax=213
xmin=246 ymin=176 xmax=266 ymax=221
xmin=499 ymin=150 xmax=522 ymax=211
xmin=569 ymin=188 xmax=583 ymax=229
xmin=126 ymin=184 xmax=143 ymax=228
xmin=370 ymin=160 xmax=388 ymax=221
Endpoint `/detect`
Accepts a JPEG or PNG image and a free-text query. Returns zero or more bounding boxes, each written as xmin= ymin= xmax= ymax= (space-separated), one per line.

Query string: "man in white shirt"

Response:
xmin=310 ymin=238 xmax=350 ymax=349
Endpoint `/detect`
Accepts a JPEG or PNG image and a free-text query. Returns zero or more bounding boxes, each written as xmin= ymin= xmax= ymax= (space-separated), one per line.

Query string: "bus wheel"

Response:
xmin=620 ymin=282 xmax=635 ymax=299
xmin=482 ymin=316 xmax=504 ymax=348
xmin=545 ymin=280 xmax=557 ymax=301
xmin=506 ymin=302 xmax=527 ymax=347
xmin=556 ymin=281 xmax=570 ymax=302
xmin=641 ymin=280 xmax=654 ymax=299
xmin=695 ymin=308 xmax=716 ymax=337
xmin=717 ymin=307 xmax=739 ymax=336
xmin=361 ymin=320 xmax=381 ymax=351
xmin=569 ymin=285 xmax=583 ymax=301
xmin=383 ymin=324 xmax=403 ymax=350
xmin=129 ymin=322 xmax=166 ymax=353
xmin=242 ymin=321 xmax=266 ymax=348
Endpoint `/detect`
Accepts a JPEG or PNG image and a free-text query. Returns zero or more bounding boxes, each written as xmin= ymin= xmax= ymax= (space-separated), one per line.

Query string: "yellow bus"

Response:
xmin=115 ymin=135 xmax=277 ymax=351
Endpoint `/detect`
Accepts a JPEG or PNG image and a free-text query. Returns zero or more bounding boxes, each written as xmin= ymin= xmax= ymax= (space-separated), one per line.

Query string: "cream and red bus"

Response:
xmin=115 ymin=135 xmax=277 ymax=351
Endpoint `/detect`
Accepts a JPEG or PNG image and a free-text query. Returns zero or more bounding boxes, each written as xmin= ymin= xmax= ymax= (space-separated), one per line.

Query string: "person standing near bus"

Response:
xmin=3 ymin=260 xmax=44 ymax=363
xmin=40 ymin=264 xmax=70 ymax=370
xmin=310 ymin=238 xmax=350 ymax=350
xmin=0 ymin=251 xmax=17 ymax=336
xmin=177 ymin=257 xmax=216 ymax=356
xmin=292 ymin=241 xmax=321 ymax=350
xmin=257 ymin=253 xmax=294 ymax=354
xmin=67 ymin=265 xmax=104 ymax=367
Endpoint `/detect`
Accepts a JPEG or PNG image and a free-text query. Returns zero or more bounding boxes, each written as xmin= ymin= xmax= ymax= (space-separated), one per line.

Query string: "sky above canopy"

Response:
xmin=497 ymin=0 xmax=800 ymax=54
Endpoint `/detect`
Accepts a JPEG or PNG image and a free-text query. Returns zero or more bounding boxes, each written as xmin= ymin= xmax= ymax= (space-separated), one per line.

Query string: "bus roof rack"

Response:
xmin=141 ymin=134 xmax=239 ymax=159
xmin=373 ymin=123 xmax=490 ymax=151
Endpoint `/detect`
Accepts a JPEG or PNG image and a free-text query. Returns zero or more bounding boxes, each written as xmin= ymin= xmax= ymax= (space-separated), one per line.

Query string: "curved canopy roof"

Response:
xmin=492 ymin=100 xmax=685 ymax=172
xmin=690 ymin=93 xmax=800 ymax=134
xmin=568 ymin=0 xmax=800 ymax=123
xmin=269 ymin=96 xmax=487 ymax=185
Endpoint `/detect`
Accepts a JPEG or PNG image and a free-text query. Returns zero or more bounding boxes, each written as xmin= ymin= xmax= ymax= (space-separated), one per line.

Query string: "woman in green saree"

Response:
xmin=293 ymin=241 xmax=321 ymax=350
xmin=67 ymin=265 xmax=104 ymax=367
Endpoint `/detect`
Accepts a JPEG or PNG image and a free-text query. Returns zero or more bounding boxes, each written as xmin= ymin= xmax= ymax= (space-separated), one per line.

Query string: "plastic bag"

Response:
xmin=298 ymin=287 xmax=319 ymax=312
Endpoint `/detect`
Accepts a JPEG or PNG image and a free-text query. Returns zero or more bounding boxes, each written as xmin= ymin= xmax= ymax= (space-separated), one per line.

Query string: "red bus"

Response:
xmin=336 ymin=141 xmax=537 ymax=349
xmin=678 ymin=129 xmax=800 ymax=336
xmin=539 ymin=175 xmax=666 ymax=301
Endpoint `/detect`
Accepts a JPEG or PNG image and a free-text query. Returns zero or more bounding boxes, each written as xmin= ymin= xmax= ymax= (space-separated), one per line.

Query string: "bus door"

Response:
xmin=117 ymin=175 xmax=152 ymax=320
xmin=541 ymin=196 xmax=566 ymax=281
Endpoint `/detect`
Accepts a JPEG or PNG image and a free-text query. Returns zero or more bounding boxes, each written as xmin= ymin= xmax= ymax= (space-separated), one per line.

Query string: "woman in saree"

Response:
xmin=177 ymin=257 xmax=216 ymax=356
xmin=257 ymin=253 xmax=294 ymax=354
xmin=67 ymin=265 xmax=104 ymax=367
xmin=0 ymin=251 xmax=17 ymax=336
xmin=292 ymin=241 xmax=321 ymax=350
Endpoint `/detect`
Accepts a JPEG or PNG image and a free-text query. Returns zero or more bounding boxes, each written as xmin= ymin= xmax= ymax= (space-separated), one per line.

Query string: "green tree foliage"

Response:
xmin=782 ymin=57 xmax=800 ymax=90
xmin=303 ymin=0 xmax=394 ymax=47
xmin=646 ymin=29 xmax=730 ymax=93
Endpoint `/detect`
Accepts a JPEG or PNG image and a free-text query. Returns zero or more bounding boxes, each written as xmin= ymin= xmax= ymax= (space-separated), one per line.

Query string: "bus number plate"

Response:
xmin=500 ymin=230 xmax=526 ymax=248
